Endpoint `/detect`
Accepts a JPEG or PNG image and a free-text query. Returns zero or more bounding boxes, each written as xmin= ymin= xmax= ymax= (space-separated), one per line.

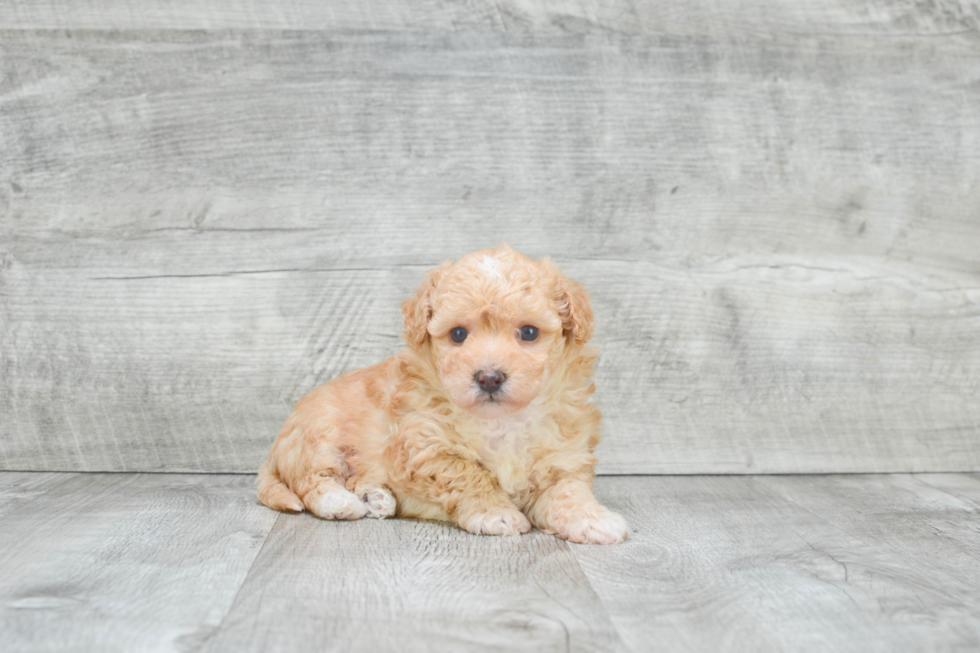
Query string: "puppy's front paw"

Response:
xmin=312 ymin=489 xmax=368 ymax=521
xmin=360 ymin=486 xmax=397 ymax=519
xmin=555 ymin=509 xmax=630 ymax=545
xmin=459 ymin=506 xmax=532 ymax=537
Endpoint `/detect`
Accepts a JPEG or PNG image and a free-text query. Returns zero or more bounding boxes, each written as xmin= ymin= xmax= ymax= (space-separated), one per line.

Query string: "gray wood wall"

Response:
xmin=1 ymin=1 xmax=979 ymax=474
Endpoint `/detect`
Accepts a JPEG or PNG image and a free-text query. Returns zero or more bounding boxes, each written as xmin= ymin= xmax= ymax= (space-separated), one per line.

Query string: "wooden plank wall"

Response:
xmin=1 ymin=1 xmax=978 ymax=474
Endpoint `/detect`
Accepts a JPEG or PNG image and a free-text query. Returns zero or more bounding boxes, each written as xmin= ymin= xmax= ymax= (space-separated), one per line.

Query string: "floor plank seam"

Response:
xmin=530 ymin=572 xmax=580 ymax=653
xmin=558 ymin=542 xmax=634 ymax=650
xmin=196 ymin=508 xmax=283 ymax=652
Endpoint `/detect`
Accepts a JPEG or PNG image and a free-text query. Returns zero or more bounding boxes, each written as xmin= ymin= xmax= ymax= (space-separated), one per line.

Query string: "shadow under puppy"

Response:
xmin=257 ymin=245 xmax=629 ymax=544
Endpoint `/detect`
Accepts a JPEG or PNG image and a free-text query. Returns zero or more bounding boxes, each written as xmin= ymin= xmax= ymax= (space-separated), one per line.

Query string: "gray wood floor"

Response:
xmin=0 ymin=473 xmax=978 ymax=652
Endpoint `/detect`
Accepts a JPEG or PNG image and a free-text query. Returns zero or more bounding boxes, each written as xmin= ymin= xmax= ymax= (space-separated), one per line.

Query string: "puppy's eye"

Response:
xmin=519 ymin=325 xmax=539 ymax=342
xmin=450 ymin=327 xmax=468 ymax=344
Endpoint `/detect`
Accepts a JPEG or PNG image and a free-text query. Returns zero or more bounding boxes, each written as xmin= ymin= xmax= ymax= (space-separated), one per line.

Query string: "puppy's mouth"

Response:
xmin=468 ymin=396 xmax=513 ymax=419
xmin=464 ymin=382 xmax=509 ymax=413
xmin=467 ymin=385 xmax=529 ymax=418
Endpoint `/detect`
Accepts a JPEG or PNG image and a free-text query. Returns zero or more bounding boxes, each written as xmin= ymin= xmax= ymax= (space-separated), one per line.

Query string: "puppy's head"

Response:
xmin=402 ymin=245 xmax=594 ymax=418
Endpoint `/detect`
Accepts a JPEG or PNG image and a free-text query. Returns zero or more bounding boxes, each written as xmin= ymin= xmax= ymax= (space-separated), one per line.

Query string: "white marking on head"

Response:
xmin=479 ymin=255 xmax=504 ymax=282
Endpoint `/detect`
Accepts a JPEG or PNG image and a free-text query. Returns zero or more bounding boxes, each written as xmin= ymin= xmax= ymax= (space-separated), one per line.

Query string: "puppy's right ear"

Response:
xmin=402 ymin=269 xmax=441 ymax=348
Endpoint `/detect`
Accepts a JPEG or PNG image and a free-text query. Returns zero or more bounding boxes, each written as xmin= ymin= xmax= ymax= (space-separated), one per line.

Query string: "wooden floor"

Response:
xmin=1 ymin=473 xmax=978 ymax=652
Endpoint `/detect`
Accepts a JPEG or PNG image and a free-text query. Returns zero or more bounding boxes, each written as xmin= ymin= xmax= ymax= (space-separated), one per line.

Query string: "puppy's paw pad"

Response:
xmin=313 ymin=490 xmax=368 ymax=521
xmin=462 ymin=507 xmax=531 ymax=537
xmin=559 ymin=510 xmax=630 ymax=545
xmin=360 ymin=487 xmax=397 ymax=519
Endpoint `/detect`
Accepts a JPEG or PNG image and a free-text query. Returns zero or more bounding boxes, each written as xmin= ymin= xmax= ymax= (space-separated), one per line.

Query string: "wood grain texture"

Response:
xmin=0 ymin=473 xmax=277 ymax=652
xmin=753 ymin=473 xmax=980 ymax=584
xmin=0 ymin=471 xmax=70 ymax=518
xmin=203 ymin=511 xmax=624 ymax=653
xmin=2 ymin=0 xmax=978 ymax=35
xmin=1 ymin=3 xmax=979 ymax=473
xmin=574 ymin=475 xmax=980 ymax=652
xmin=914 ymin=473 xmax=980 ymax=507
xmin=2 ymin=472 xmax=979 ymax=652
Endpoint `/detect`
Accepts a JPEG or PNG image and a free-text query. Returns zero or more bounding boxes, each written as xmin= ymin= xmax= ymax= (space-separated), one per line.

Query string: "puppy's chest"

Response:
xmin=464 ymin=410 xmax=551 ymax=497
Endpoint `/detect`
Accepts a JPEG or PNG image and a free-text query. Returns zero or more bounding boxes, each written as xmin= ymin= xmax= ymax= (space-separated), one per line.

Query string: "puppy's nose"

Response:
xmin=475 ymin=369 xmax=507 ymax=394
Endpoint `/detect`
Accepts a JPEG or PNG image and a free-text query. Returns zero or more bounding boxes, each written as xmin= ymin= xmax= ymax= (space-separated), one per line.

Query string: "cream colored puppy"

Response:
xmin=257 ymin=245 xmax=629 ymax=544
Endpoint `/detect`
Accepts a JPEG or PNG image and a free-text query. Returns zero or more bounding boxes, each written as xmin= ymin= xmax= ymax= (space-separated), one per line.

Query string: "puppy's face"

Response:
xmin=403 ymin=248 xmax=594 ymax=419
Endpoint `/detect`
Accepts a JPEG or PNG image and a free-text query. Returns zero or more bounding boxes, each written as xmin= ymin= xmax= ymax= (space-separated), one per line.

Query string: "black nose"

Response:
xmin=475 ymin=369 xmax=507 ymax=394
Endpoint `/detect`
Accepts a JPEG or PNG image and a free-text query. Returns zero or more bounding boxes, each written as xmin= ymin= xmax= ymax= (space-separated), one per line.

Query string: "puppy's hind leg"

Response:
xmin=300 ymin=473 xmax=368 ymax=521
xmin=257 ymin=461 xmax=305 ymax=512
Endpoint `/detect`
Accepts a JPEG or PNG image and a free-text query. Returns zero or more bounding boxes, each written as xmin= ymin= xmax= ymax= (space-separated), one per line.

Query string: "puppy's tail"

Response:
xmin=256 ymin=461 xmax=305 ymax=513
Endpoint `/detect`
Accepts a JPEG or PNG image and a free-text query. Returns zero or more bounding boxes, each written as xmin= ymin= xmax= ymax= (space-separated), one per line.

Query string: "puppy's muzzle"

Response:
xmin=475 ymin=369 xmax=507 ymax=396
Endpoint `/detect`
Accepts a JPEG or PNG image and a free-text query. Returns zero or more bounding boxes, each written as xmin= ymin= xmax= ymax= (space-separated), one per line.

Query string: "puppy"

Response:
xmin=257 ymin=245 xmax=629 ymax=544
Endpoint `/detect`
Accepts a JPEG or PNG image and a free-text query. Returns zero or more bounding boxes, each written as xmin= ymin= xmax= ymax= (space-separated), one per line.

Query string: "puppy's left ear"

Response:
xmin=402 ymin=268 xmax=442 ymax=348
xmin=556 ymin=274 xmax=595 ymax=345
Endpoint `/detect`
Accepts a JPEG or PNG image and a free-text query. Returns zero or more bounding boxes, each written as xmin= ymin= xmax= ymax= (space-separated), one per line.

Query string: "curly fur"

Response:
xmin=257 ymin=245 xmax=629 ymax=544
